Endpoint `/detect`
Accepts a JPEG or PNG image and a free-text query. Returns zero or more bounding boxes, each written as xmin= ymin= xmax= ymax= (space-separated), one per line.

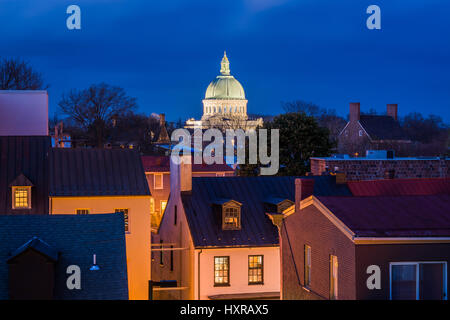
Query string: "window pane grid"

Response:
xmin=223 ymin=206 xmax=240 ymax=229
xmin=115 ymin=209 xmax=129 ymax=232
xmin=214 ymin=256 xmax=230 ymax=285
xmin=14 ymin=188 xmax=29 ymax=208
xmin=248 ymin=255 xmax=263 ymax=284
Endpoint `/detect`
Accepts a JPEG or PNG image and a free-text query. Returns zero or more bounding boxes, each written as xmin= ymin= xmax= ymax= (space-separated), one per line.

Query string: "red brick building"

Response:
xmin=142 ymin=155 xmax=235 ymax=229
xmin=338 ymin=102 xmax=411 ymax=155
xmin=279 ymin=178 xmax=450 ymax=300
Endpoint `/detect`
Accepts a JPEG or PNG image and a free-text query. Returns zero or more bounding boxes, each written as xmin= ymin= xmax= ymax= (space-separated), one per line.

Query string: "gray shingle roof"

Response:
xmin=181 ymin=176 xmax=351 ymax=248
xmin=0 ymin=214 xmax=128 ymax=299
xmin=49 ymin=148 xmax=150 ymax=197
xmin=359 ymin=115 xmax=409 ymax=141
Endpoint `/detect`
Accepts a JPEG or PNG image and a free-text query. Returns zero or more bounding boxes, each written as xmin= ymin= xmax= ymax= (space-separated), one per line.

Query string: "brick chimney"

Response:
xmin=170 ymin=154 xmax=192 ymax=194
xmin=349 ymin=102 xmax=360 ymax=122
xmin=295 ymin=178 xmax=315 ymax=212
xmin=387 ymin=104 xmax=398 ymax=121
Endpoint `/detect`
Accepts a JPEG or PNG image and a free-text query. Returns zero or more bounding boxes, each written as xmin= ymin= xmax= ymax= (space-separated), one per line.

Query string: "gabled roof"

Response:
xmin=348 ymin=178 xmax=450 ymax=196
xmin=50 ymin=148 xmax=150 ymax=197
xmin=0 ymin=214 xmax=128 ymax=299
xmin=142 ymin=155 xmax=234 ymax=173
xmin=8 ymin=173 xmax=34 ymax=187
xmin=0 ymin=136 xmax=50 ymax=214
xmin=359 ymin=115 xmax=409 ymax=141
xmin=316 ymin=195 xmax=450 ymax=237
xmin=181 ymin=176 xmax=351 ymax=248
xmin=7 ymin=236 xmax=58 ymax=262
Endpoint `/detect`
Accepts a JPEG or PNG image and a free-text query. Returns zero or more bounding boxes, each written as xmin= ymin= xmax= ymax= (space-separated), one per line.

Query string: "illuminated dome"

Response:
xmin=204 ymin=52 xmax=246 ymax=100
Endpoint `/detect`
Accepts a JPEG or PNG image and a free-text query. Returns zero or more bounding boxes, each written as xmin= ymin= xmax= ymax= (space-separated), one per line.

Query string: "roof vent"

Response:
xmin=90 ymin=254 xmax=100 ymax=271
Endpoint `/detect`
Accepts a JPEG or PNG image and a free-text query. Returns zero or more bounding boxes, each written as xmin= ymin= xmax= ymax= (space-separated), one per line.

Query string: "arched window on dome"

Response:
xmin=224 ymin=106 xmax=227 ymax=113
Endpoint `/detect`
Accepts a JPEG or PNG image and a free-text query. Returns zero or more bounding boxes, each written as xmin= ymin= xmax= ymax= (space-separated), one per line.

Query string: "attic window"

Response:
xmin=223 ymin=205 xmax=241 ymax=230
xmin=12 ymin=187 xmax=31 ymax=209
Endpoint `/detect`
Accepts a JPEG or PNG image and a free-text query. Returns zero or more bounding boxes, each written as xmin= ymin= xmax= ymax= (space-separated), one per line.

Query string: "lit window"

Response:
xmin=115 ymin=209 xmax=129 ymax=232
xmin=12 ymin=187 xmax=31 ymax=209
xmin=330 ymin=255 xmax=338 ymax=300
xmin=150 ymin=198 xmax=155 ymax=213
xmin=248 ymin=255 xmax=264 ymax=284
xmin=154 ymin=173 xmax=163 ymax=189
xmin=304 ymin=245 xmax=311 ymax=287
xmin=223 ymin=206 xmax=240 ymax=230
xmin=214 ymin=256 xmax=230 ymax=286
xmin=216 ymin=172 xmax=225 ymax=177
xmin=161 ymin=200 xmax=167 ymax=213
xmin=76 ymin=209 xmax=89 ymax=215
xmin=359 ymin=130 xmax=363 ymax=137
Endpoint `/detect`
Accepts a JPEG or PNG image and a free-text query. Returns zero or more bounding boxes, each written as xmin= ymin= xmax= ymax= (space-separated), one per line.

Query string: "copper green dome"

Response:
xmin=205 ymin=52 xmax=246 ymax=100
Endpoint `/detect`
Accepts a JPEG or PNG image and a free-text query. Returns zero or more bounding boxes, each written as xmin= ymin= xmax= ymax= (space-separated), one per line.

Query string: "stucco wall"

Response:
xmin=196 ymin=246 xmax=280 ymax=300
xmin=50 ymin=196 xmax=151 ymax=300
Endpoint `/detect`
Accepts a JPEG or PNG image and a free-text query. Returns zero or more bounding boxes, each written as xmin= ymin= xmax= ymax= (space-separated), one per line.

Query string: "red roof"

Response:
xmin=141 ymin=155 xmax=234 ymax=173
xmin=317 ymin=195 xmax=450 ymax=237
xmin=348 ymin=178 xmax=450 ymax=196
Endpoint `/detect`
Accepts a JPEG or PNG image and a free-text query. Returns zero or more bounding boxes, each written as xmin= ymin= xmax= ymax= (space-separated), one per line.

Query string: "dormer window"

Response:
xmin=224 ymin=206 xmax=240 ymax=230
xmin=214 ymin=199 xmax=242 ymax=230
xmin=9 ymin=174 xmax=33 ymax=210
xmin=263 ymin=197 xmax=294 ymax=214
xmin=12 ymin=187 xmax=31 ymax=209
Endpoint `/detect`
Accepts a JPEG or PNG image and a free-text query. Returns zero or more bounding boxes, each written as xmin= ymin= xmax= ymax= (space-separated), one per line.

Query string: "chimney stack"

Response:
xmin=295 ymin=178 xmax=315 ymax=212
xmin=159 ymin=113 xmax=166 ymax=126
xmin=349 ymin=102 xmax=360 ymax=122
xmin=387 ymin=104 xmax=398 ymax=121
xmin=170 ymin=154 xmax=192 ymax=195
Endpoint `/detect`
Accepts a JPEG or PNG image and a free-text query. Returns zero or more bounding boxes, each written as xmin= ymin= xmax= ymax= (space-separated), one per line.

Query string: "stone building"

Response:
xmin=185 ymin=52 xmax=263 ymax=131
xmin=311 ymin=150 xmax=449 ymax=181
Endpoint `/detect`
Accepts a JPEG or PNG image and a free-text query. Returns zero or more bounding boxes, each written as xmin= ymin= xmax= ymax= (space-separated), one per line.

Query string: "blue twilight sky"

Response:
xmin=0 ymin=0 xmax=449 ymax=122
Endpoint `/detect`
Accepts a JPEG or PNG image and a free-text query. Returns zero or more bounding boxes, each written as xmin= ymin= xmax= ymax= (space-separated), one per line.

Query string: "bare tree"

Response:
xmin=0 ymin=58 xmax=48 ymax=90
xmin=59 ymin=83 xmax=137 ymax=147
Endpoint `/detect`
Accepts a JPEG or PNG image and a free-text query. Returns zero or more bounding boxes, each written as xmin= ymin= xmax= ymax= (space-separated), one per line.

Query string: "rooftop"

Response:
xmin=0 ymin=213 xmax=128 ymax=299
xmin=50 ymin=148 xmax=150 ymax=197
xmin=142 ymin=155 xmax=234 ymax=173
xmin=317 ymin=195 xmax=450 ymax=238
xmin=181 ymin=176 xmax=351 ymax=248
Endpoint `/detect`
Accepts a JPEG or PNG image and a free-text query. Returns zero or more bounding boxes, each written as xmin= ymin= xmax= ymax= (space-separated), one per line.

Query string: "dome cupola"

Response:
xmin=205 ymin=52 xmax=246 ymax=100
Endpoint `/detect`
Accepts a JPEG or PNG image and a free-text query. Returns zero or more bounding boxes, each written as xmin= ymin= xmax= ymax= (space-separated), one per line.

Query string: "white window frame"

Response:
xmin=389 ymin=261 xmax=447 ymax=300
xmin=154 ymin=173 xmax=164 ymax=190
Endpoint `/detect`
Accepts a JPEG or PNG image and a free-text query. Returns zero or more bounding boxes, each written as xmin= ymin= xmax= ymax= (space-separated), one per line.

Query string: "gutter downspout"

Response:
xmin=197 ymin=249 xmax=202 ymax=300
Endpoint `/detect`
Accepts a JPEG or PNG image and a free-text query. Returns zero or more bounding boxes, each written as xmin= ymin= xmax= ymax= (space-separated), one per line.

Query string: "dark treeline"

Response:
xmin=283 ymin=100 xmax=449 ymax=157
xmin=2 ymin=58 xmax=448 ymax=157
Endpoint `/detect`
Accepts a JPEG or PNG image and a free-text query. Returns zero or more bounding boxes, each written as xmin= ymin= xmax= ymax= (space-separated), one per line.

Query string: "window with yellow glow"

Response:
xmin=160 ymin=200 xmax=167 ymax=213
xmin=12 ymin=187 xmax=31 ymax=209
xmin=223 ymin=206 xmax=240 ymax=230
xmin=330 ymin=255 xmax=338 ymax=300
xmin=214 ymin=256 xmax=230 ymax=286
xmin=248 ymin=255 xmax=264 ymax=284
xmin=115 ymin=209 xmax=129 ymax=232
